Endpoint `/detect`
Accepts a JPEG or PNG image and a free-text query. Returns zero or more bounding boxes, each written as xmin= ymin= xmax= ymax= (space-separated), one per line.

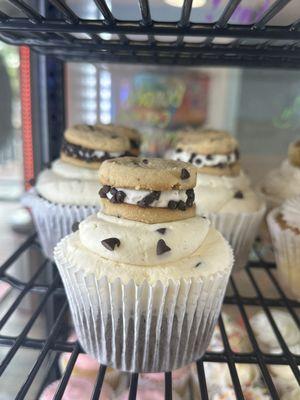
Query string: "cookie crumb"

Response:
xmin=234 ymin=190 xmax=244 ymax=199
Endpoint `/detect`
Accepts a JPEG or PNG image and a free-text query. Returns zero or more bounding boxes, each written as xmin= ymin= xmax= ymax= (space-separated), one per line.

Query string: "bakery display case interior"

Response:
xmin=0 ymin=0 xmax=300 ymax=399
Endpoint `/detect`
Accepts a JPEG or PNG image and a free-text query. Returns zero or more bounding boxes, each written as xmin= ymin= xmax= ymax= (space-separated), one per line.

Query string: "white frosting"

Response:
xmin=194 ymin=171 xmax=261 ymax=214
xmin=106 ymin=187 xmax=189 ymax=208
xmin=36 ymin=159 xmax=99 ymax=206
xmin=251 ymin=310 xmax=300 ymax=353
xmin=170 ymin=150 xmax=237 ymax=168
xmin=261 ymin=160 xmax=300 ymax=204
xmin=59 ymin=224 xmax=233 ymax=285
xmin=79 ymin=213 xmax=210 ymax=266
xmin=52 ymin=159 xmax=99 ymax=180
xmin=281 ymin=196 xmax=300 ymax=230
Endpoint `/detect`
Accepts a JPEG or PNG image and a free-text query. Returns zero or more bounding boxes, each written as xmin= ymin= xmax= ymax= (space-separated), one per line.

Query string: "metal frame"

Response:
xmin=0 ymin=236 xmax=299 ymax=399
xmin=0 ymin=0 xmax=300 ymax=66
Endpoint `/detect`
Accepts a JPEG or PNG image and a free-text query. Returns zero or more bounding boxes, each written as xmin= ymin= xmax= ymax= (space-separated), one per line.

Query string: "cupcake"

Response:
xmin=39 ymin=377 xmax=113 ymax=400
xmin=169 ymin=129 xmax=265 ymax=271
xmin=259 ymin=140 xmax=300 ymax=209
xmin=59 ymin=332 xmax=125 ymax=391
xmin=267 ymin=197 xmax=300 ymax=300
xmin=140 ymin=366 xmax=191 ymax=397
xmin=268 ymin=364 xmax=300 ymax=395
xmin=22 ymin=124 xmax=136 ymax=259
xmin=117 ymin=387 xmax=181 ymax=400
xmin=54 ymin=157 xmax=233 ymax=372
xmin=250 ymin=310 xmax=300 ymax=354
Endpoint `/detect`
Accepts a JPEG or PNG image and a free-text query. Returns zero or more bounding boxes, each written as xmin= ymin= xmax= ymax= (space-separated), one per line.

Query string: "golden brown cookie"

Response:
xmin=98 ymin=124 xmax=142 ymax=155
xmin=288 ymin=140 xmax=300 ymax=167
xmin=101 ymin=199 xmax=196 ymax=224
xmin=98 ymin=157 xmax=197 ymax=223
xmin=61 ymin=124 xmax=132 ymax=169
xmin=99 ymin=157 xmax=196 ymax=190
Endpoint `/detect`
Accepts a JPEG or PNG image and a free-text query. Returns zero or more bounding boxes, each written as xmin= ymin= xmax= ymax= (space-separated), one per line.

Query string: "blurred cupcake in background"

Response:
xmin=259 ymin=140 xmax=300 ymax=209
xmin=139 ymin=366 xmax=191 ymax=398
xmin=59 ymin=332 xmax=126 ymax=392
xmin=40 ymin=377 xmax=113 ymax=400
xmin=22 ymin=123 xmax=140 ymax=259
xmin=250 ymin=309 xmax=300 ymax=354
xmin=268 ymin=364 xmax=300 ymax=396
xmin=168 ymin=129 xmax=265 ymax=271
xmin=117 ymin=386 xmax=181 ymax=400
xmin=267 ymin=196 xmax=300 ymax=300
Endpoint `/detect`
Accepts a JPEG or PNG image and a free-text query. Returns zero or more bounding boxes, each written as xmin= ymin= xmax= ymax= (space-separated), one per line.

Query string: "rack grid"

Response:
xmin=1 ymin=0 xmax=300 ymax=66
xmin=0 ymin=235 xmax=299 ymax=399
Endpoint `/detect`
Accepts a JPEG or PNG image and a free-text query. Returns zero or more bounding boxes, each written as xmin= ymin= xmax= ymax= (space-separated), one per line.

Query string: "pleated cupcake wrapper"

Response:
xmin=54 ymin=238 xmax=232 ymax=373
xmin=22 ymin=189 xmax=99 ymax=260
xmin=267 ymin=209 xmax=300 ymax=300
xmin=207 ymin=204 xmax=266 ymax=272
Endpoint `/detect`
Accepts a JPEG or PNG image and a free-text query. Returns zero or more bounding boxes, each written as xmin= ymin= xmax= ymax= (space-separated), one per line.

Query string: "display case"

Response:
xmin=0 ymin=1 xmax=299 ymax=399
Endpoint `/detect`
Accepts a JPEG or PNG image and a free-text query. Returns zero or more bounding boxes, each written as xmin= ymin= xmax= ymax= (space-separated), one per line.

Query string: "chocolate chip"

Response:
xmin=111 ymin=135 xmax=118 ymax=139
xmin=142 ymin=159 xmax=148 ymax=164
xmin=72 ymin=222 xmax=80 ymax=232
xmin=176 ymin=148 xmax=182 ymax=153
xmin=116 ymin=190 xmax=126 ymax=203
xmin=156 ymin=239 xmax=171 ymax=256
xmin=168 ymin=200 xmax=178 ymax=210
xmin=99 ymin=185 xmax=111 ymax=198
xmin=137 ymin=191 xmax=161 ymax=207
xmin=101 ymin=237 xmax=120 ymax=251
xmin=206 ymin=154 xmax=213 ymax=160
xmin=186 ymin=188 xmax=195 ymax=201
xmin=195 ymin=261 xmax=202 ymax=268
xmin=217 ymin=163 xmax=226 ymax=169
xmin=177 ymin=200 xmax=186 ymax=211
xmin=189 ymin=153 xmax=196 ymax=163
xmin=195 ymin=158 xmax=202 ymax=165
xmin=110 ymin=195 xmax=118 ymax=203
xmin=180 ymin=168 xmax=190 ymax=180
xmin=110 ymin=187 xmax=117 ymax=195
xmin=234 ymin=190 xmax=244 ymax=199
xmin=156 ymin=228 xmax=166 ymax=235
xmin=234 ymin=148 xmax=240 ymax=160
xmin=186 ymin=198 xmax=194 ymax=207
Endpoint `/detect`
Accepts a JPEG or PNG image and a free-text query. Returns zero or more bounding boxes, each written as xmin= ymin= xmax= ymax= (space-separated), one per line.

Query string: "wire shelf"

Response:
xmin=0 ymin=234 xmax=299 ymax=399
xmin=0 ymin=0 xmax=300 ymax=66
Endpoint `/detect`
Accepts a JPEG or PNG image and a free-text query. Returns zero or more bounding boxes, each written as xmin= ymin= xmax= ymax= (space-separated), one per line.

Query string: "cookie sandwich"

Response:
xmin=22 ymin=123 xmax=136 ymax=259
xmin=169 ymin=129 xmax=265 ymax=271
xmin=54 ymin=157 xmax=233 ymax=372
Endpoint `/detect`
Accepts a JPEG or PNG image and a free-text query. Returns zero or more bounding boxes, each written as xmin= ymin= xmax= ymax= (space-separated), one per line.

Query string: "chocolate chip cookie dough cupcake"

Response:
xmin=267 ymin=197 xmax=300 ymax=300
xmin=259 ymin=140 xmax=300 ymax=208
xmin=98 ymin=123 xmax=142 ymax=156
xmin=54 ymin=157 xmax=233 ymax=372
xmin=22 ymin=124 xmax=137 ymax=259
xmin=169 ymin=129 xmax=265 ymax=271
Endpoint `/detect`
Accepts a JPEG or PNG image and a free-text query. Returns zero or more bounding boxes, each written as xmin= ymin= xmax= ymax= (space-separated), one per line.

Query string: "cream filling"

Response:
xmin=105 ymin=188 xmax=190 ymax=208
xmin=79 ymin=212 xmax=210 ymax=265
xmin=171 ymin=150 xmax=237 ymax=168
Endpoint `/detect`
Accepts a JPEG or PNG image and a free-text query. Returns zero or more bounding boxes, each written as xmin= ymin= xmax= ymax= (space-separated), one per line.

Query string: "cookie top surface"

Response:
xmin=64 ymin=124 xmax=130 ymax=152
xmin=97 ymin=123 xmax=141 ymax=142
xmin=176 ymin=129 xmax=238 ymax=155
xmin=99 ymin=157 xmax=197 ymax=190
xmin=288 ymin=139 xmax=300 ymax=167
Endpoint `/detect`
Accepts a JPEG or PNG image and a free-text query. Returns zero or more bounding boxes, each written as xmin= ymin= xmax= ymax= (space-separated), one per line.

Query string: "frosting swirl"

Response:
xmin=79 ymin=212 xmax=210 ymax=266
xmin=281 ymin=196 xmax=300 ymax=230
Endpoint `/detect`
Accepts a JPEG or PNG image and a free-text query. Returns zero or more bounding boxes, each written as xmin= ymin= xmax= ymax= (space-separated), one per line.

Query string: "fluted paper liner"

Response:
xmin=267 ymin=209 xmax=300 ymax=300
xmin=207 ymin=204 xmax=266 ymax=271
xmin=54 ymin=237 xmax=232 ymax=373
xmin=22 ymin=189 xmax=99 ymax=260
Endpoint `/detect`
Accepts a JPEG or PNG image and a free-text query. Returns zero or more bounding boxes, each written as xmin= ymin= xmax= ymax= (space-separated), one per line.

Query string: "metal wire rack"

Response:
xmin=0 ymin=234 xmax=299 ymax=399
xmin=1 ymin=0 xmax=300 ymax=66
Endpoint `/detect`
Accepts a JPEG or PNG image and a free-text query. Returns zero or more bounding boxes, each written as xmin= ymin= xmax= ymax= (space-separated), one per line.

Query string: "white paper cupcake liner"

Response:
xmin=22 ymin=189 xmax=99 ymax=260
xmin=207 ymin=204 xmax=266 ymax=271
xmin=267 ymin=209 xmax=300 ymax=300
xmin=54 ymin=238 xmax=232 ymax=373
